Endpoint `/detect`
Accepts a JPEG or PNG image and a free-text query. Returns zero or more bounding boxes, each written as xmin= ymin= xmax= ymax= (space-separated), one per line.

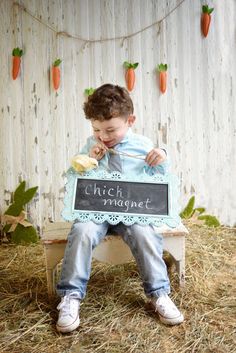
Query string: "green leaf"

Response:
xmin=4 ymin=202 xmax=23 ymax=217
xmin=123 ymin=61 xmax=131 ymax=69
xmin=3 ymin=183 xmax=38 ymax=216
xmin=157 ymin=63 xmax=168 ymax=72
xmin=198 ymin=215 xmax=220 ymax=227
xmin=53 ymin=59 xmax=62 ymax=67
xmin=21 ymin=187 xmax=38 ymax=205
xmin=124 ymin=61 xmax=139 ymax=69
xmin=14 ymin=181 xmax=26 ymax=202
xmin=180 ymin=196 xmax=195 ymax=219
xmin=12 ymin=47 xmax=23 ymax=57
xmin=84 ymin=87 xmax=96 ymax=96
xmin=194 ymin=207 xmax=206 ymax=215
xmin=3 ymin=201 xmax=24 ymax=233
xmin=2 ymin=182 xmax=38 ymax=238
xmin=132 ymin=62 xmax=139 ymax=69
xmin=3 ymin=224 xmax=12 ymax=233
xmin=202 ymin=5 xmax=214 ymax=14
xmin=11 ymin=224 xmax=39 ymax=244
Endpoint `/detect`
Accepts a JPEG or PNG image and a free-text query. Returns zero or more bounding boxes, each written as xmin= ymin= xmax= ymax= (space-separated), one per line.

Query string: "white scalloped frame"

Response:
xmin=61 ymin=168 xmax=181 ymax=228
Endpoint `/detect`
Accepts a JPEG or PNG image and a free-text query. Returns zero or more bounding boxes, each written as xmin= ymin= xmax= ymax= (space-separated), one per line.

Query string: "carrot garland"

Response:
xmin=84 ymin=87 xmax=96 ymax=96
xmin=12 ymin=47 xmax=23 ymax=80
xmin=157 ymin=63 xmax=168 ymax=94
xmin=123 ymin=61 xmax=139 ymax=91
xmin=52 ymin=58 xmax=62 ymax=90
xmin=201 ymin=5 xmax=214 ymax=37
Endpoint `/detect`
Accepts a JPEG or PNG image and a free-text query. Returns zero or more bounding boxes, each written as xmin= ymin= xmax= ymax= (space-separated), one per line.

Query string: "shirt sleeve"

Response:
xmin=143 ymin=140 xmax=170 ymax=175
xmin=154 ymin=158 xmax=170 ymax=174
xmin=129 ymin=134 xmax=169 ymax=176
xmin=79 ymin=136 xmax=95 ymax=155
xmin=143 ymin=158 xmax=170 ymax=176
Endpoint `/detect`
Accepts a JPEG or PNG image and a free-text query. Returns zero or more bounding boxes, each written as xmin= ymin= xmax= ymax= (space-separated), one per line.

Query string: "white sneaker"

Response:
xmin=151 ymin=294 xmax=184 ymax=325
xmin=56 ymin=294 xmax=80 ymax=333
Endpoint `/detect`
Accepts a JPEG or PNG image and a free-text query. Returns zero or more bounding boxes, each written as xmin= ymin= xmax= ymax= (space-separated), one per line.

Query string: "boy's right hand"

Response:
xmin=89 ymin=143 xmax=107 ymax=160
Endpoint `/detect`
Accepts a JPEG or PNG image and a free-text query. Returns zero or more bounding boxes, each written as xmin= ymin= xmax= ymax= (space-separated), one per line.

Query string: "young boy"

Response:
xmin=56 ymin=84 xmax=184 ymax=333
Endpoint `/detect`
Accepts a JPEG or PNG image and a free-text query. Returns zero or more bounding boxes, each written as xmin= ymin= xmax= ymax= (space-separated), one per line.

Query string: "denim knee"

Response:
xmin=125 ymin=224 xmax=163 ymax=247
xmin=68 ymin=221 xmax=108 ymax=249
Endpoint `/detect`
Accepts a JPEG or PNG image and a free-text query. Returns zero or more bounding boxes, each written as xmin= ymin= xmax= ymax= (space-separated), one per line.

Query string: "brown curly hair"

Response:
xmin=83 ymin=84 xmax=134 ymax=121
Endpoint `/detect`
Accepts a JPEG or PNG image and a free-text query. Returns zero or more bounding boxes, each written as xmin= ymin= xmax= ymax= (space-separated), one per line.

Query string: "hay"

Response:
xmin=0 ymin=222 xmax=235 ymax=353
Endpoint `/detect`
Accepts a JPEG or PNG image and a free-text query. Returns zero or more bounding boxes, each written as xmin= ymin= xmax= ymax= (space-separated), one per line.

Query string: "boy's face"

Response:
xmin=91 ymin=115 xmax=135 ymax=148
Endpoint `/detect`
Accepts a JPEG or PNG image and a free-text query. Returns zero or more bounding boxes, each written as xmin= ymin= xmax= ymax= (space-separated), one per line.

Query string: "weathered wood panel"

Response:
xmin=0 ymin=0 xmax=235 ymax=228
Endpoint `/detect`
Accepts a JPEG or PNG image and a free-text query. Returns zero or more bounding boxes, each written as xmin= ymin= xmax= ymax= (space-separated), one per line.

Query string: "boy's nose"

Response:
xmin=99 ymin=132 xmax=109 ymax=141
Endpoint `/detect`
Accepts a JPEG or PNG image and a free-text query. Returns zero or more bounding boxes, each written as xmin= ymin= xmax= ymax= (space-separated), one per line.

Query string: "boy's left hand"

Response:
xmin=145 ymin=148 xmax=166 ymax=167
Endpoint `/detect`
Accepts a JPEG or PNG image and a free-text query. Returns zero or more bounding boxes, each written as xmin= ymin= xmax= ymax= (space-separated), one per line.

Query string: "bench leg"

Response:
xmin=163 ymin=235 xmax=185 ymax=288
xmin=43 ymin=243 xmax=66 ymax=296
xmin=175 ymin=259 xmax=185 ymax=288
xmin=46 ymin=268 xmax=56 ymax=296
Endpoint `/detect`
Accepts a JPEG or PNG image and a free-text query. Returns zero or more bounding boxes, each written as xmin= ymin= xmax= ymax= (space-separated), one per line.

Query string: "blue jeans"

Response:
xmin=56 ymin=220 xmax=170 ymax=299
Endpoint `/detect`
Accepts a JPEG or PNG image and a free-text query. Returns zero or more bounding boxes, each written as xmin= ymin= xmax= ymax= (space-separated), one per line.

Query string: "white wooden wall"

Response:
xmin=0 ymin=0 xmax=235 ymax=228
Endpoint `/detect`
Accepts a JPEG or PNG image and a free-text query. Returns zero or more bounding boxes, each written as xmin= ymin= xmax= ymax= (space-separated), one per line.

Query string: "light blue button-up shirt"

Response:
xmin=80 ymin=129 xmax=169 ymax=176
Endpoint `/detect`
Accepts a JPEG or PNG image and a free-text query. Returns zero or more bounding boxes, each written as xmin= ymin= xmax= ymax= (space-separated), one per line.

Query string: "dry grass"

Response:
xmin=0 ymin=222 xmax=235 ymax=353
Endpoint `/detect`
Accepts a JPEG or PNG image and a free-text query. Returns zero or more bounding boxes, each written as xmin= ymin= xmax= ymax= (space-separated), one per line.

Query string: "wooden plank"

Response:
xmin=0 ymin=0 xmax=236 ymax=227
xmin=42 ymin=221 xmax=188 ymax=243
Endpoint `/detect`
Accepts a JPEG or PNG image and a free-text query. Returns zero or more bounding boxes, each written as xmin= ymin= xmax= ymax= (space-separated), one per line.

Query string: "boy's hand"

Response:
xmin=89 ymin=143 xmax=107 ymax=160
xmin=145 ymin=148 xmax=166 ymax=167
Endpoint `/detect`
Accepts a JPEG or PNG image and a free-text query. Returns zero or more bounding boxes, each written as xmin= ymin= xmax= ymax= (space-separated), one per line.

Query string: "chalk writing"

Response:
xmin=103 ymin=197 xmax=152 ymax=212
xmin=74 ymin=178 xmax=168 ymax=216
xmin=85 ymin=183 xmax=124 ymax=198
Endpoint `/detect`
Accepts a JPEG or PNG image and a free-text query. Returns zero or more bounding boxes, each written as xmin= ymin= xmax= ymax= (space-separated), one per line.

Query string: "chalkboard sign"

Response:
xmin=74 ymin=178 xmax=168 ymax=215
xmin=62 ymin=168 xmax=181 ymax=228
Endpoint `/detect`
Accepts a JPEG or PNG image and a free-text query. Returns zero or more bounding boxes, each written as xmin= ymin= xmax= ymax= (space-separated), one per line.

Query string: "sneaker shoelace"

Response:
xmin=157 ymin=295 xmax=180 ymax=316
xmin=57 ymin=295 xmax=79 ymax=318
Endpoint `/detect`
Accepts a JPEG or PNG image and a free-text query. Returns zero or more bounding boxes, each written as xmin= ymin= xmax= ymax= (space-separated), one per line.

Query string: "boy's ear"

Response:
xmin=127 ymin=115 xmax=136 ymax=126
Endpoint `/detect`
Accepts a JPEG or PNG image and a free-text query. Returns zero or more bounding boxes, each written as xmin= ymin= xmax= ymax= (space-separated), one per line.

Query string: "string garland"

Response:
xmin=13 ymin=0 xmax=187 ymax=44
xmin=97 ymin=141 xmax=147 ymax=160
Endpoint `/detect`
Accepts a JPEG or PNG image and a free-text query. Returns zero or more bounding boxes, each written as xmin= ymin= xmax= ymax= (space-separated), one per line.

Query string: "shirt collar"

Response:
xmin=119 ymin=128 xmax=133 ymax=144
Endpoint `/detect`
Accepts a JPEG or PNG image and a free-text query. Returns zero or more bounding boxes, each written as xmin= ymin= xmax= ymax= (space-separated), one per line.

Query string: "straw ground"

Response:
xmin=0 ymin=222 xmax=235 ymax=353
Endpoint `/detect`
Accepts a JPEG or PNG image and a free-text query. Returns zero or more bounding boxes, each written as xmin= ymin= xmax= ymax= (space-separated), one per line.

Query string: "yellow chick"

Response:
xmin=71 ymin=154 xmax=98 ymax=173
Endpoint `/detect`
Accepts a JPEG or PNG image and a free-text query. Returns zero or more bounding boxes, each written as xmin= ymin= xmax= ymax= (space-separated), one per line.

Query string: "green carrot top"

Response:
xmin=84 ymin=87 xmax=96 ymax=96
xmin=53 ymin=59 xmax=62 ymax=67
xmin=12 ymin=47 xmax=23 ymax=57
xmin=123 ymin=61 xmax=139 ymax=69
xmin=202 ymin=5 xmax=214 ymax=14
xmin=157 ymin=63 xmax=168 ymax=72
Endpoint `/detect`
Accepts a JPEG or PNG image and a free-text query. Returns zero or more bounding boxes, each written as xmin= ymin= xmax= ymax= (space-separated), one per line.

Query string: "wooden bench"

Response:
xmin=42 ymin=221 xmax=188 ymax=295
